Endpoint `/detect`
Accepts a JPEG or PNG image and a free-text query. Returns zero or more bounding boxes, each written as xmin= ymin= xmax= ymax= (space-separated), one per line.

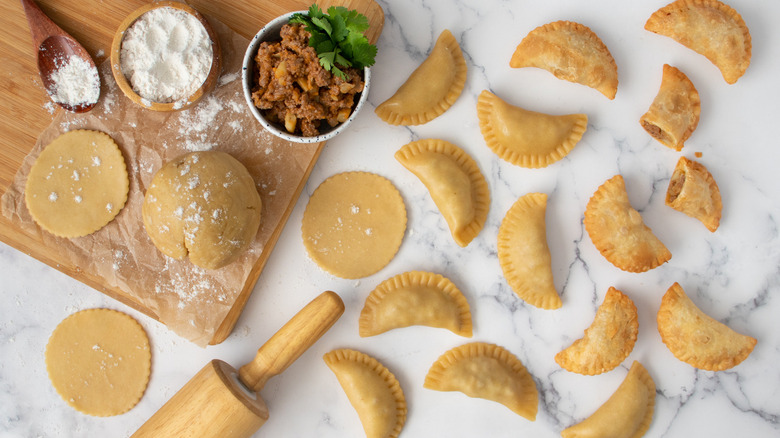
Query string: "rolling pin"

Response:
xmin=131 ymin=291 xmax=345 ymax=438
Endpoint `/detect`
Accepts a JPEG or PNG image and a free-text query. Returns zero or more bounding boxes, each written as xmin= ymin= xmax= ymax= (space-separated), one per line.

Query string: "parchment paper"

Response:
xmin=1 ymin=16 xmax=320 ymax=346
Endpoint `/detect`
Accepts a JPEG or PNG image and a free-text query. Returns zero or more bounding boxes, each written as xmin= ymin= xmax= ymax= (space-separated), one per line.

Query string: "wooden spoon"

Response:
xmin=21 ymin=0 xmax=100 ymax=113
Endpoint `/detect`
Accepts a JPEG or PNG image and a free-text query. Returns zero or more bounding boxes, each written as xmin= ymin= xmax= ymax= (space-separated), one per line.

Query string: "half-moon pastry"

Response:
xmin=477 ymin=90 xmax=587 ymax=168
xmin=561 ymin=361 xmax=655 ymax=438
xmin=376 ymin=29 xmax=467 ymax=125
xmin=424 ymin=342 xmax=538 ymax=421
xmin=645 ymin=0 xmax=751 ymax=84
xmin=657 ymin=283 xmax=756 ymax=371
xmin=395 ymin=139 xmax=489 ymax=246
xmin=665 ymin=156 xmax=722 ymax=232
xmin=324 ymin=349 xmax=407 ymax=438
xmin=555 ymin=287 xmax=638 ymax=375
xmin=640 ymin=64 xmax=701 ymax=151
xmin=359 ymin=271 xmax=473 ymax=337
xmin=584 ymin=175 xmax=671 ymax=273
xmin=497 ymin=192 xmax=561 ymax=309
xmin=510 ymin=21 xmax=618 ymax=99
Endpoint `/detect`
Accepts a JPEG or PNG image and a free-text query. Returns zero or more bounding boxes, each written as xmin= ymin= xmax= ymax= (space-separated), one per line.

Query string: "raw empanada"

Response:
xmin=561 ymin=361 xmax=655 ymax=438
xmin=584 ymin=175 xmax=671 ymax=273
xmin=497 ymin=192 xmax=561 ymax=309
xmin=665 ymin=156 xmax=722 ymax=232
xmin=510 ymin=21 xmax=618 ymax=99
xmin=376 ymin=29 xmax=467 ymax=125
xmin=477 ymin=90 xmax=587 ymax=168
xmin=640 ymin=64 xmax=701 ymax=151
xmin=657 ymin=283 xmax=756 ymax=371
xmin=645 ymin=0 xmax=751 ymax=84
xmin=424 ymin=342 xmax=538 ymax=421
xmin=395 ymin=139 xmax=489 ymax=247
xmin=359 ymin=271 xmax=472 ymax=337
xmin=555 ymin=287 xmax=638 ymax=375
xmin=324 ymin=349 xmax=407 ymax=438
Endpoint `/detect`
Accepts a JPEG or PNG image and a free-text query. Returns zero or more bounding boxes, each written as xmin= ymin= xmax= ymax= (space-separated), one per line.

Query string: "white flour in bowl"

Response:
xmin=120 ymin=6 xmax=213 ymax=103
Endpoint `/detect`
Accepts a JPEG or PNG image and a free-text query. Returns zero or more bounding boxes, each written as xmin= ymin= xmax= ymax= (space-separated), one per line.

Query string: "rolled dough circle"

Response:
xmin=142 ymin=151 xmax=262 ymax=269
xmin=302 ymin=172 xmax=407 ymax=279
xmin=24 ymin=130 xmax=129 ymax=238
xmin=45 ymin=309 xmax=151 ymax=417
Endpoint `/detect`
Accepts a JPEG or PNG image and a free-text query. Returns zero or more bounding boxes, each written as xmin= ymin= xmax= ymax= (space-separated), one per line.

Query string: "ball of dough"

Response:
xmin=142 ymin=151 xmax=262 ymax=269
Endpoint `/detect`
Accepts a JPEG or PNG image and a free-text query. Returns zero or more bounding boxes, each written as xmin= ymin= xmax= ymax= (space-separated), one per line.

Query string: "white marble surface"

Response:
xmin=2 ymin=0 xmax=780 ymax=436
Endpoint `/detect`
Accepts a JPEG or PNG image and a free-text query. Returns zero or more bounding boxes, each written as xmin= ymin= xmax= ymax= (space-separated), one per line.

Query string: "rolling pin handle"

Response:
xmin=238 ymin=291 xmax=344 ymax=392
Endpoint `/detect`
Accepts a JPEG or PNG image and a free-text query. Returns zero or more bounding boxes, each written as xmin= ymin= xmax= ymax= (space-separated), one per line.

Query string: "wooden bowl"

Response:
xmin=110 ymin=1 xmax=222 ymax=112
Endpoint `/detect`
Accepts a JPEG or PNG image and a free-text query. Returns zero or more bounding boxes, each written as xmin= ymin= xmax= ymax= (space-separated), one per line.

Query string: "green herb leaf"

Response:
xmin=291 ymin=4 xmax=377 ymax=77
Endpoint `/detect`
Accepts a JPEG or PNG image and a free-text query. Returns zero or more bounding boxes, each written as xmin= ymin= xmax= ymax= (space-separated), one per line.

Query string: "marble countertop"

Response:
xmin=2 ymin=0 xmax=779 ymax=436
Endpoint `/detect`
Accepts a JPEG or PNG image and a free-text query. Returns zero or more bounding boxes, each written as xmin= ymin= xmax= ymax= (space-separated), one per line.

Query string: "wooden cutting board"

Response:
xmin=0 ymin=0 xmax=383 ymax=344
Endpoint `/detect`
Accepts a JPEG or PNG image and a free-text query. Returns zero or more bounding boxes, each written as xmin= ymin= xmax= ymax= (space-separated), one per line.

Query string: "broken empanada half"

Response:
xmin=424 ymin=342 xmax=538 ymax=421
xmin=584 ymin=175 xmax=671 ymax=273
xmin=657 ymin=283 xmax=756 ymax=371
xmin=666 ymin=156 xmax=722 ymax=232
xmin=645 ymin=0 xmax=751 ymax=84
xmin=555 ymin=287 xmax=638 ymax=375
xmin=376 ymin=29 xmax=467 ymax=125
xmin=395 ymin=139 xmax=489 ymax=247
xmin=477 ymin=90 xmax=587 ymax=168
xmin=497 ymin=192 xmax=561 ymax=309
xmin=561 ymin=361 xmax=655 ymax=438
xmin=510 ymin=20 xmax=618 ymax=99
xmin=640 ymin=64 xmax=701 ymax=151
xmin=359 ymin=271 xmax=473 ymax=337
xmin=324 ymin=349 xmax=407 ymax=438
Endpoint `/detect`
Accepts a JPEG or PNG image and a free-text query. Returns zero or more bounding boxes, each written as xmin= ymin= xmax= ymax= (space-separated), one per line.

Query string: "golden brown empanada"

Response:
xmin=395 ymin=139 xmax=489 ymax=247
xmin=497 ymin=193 xmax=561 ymax=309
xmin=510 ymin=21 xmax=618 ymax=99
xmin=324 ymin=349 xmax=407 ymax=438
xmin=640 ymin=64 xmax=701 ymax=151
xmin=376 ymin=29 xmax=467 ymax=125
xmin=359 ymin=271 xmax=473 ymax=337
xmin=477 ymin=90 xmax=587 ymax=168
xmin=584 ymin=175 xmax=671 ymax=273
xmin=424 ymin=342 xmax=538 ymax=421
xmin=657 ymin=283 xmax=756 ymax=371
xmin=666 ymin=156 xmax=722 ymax=232
xmin=645 ymin=0 xmax=751 ymax=84
xmin=555 ymin=287 xmax=638 ymax=375
xmin=561 ymin=361 xmax=655 ymax=438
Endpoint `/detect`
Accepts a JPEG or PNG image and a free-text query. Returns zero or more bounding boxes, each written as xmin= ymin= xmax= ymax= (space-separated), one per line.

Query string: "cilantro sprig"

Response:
xmin=289 ymin=4 xmax=377 ymax=80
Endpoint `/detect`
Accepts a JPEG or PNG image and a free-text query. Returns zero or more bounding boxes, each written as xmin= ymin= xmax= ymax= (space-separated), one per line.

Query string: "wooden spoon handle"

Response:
xmin=238 ymin=291 xmax=344 ymax=392
xmin=20 ymin=0 xmax=67 ymax=49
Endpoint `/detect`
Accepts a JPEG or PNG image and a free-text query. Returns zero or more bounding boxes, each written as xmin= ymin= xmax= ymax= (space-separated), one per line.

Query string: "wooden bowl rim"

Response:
xmin=110 ymin=0 xmax=222 ymax=112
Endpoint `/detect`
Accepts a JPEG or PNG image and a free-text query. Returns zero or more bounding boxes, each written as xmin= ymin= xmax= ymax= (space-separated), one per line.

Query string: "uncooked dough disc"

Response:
xmin=302 ymin=172 xmax=407 ymax=279
xmin=25 ymin=130 xmax=129 ymax=238
xmin=45 ymin=308 xmax=151 ymax=416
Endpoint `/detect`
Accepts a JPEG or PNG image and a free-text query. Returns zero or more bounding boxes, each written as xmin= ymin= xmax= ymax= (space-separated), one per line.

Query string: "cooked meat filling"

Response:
xmin=251 ymin=24 xmax=364 ymax=137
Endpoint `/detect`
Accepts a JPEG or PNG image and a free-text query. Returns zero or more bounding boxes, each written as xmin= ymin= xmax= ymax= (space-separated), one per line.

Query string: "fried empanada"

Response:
xmin=497 ymin=193 xmax=561 ymax=309
xmin=359 ymin=271 xmax=473 ymax=337
xmin=510 ymin=21 xmax=618 ymax=99
xmin=395 ymin=139 xmax=489 ymax=247
xmin=666 ymin=157 xmax=722 ymax=232
xmin=657 ymin=283 xmax=756 ymax=371
xmin=640 ymin=65 xmax=701 ymax=151
xmin=584 ymin=175 xmax=671 ymax=273
xmin=424 ymin=342 xmax=538 ymax=421
xmin=561 ymin=361 xmax=655 ymax=438
xmin=324 ymin=349 xmax=407 ymax=438
xmin=376 ymin=29 xmax=467 ymax=125
xmin=555 ymin=287 xmax=638 ymax=375
xmin=645 ymin=0 xmax=751 ymax=84
xmin=477 ymin=90 xmax=587 ymax=169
